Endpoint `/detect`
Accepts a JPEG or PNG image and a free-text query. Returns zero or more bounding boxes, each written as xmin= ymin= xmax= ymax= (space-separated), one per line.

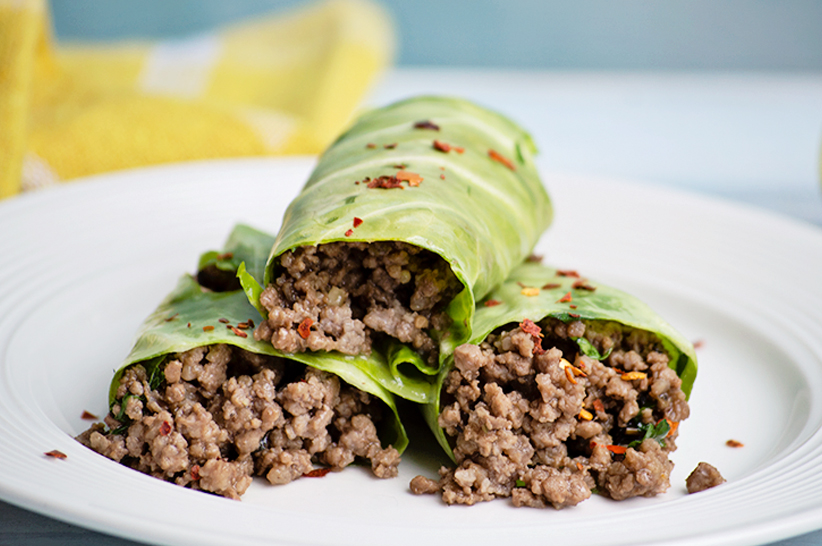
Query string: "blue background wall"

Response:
xmin=50 ymin=0 xmax=822 ymax=70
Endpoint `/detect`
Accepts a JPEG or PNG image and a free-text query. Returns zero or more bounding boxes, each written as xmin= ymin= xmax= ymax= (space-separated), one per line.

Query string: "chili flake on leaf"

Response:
xmin=488 ymin=149 xmax=515 ymax=170
xmin=395 ymin=171 xmax=423 ymax=186
xmin=414 ymin=120 xmax=440 ymax=131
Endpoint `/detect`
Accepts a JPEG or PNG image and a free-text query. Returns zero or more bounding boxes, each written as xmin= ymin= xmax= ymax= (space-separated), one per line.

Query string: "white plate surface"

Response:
xmin=1 ymin=158 xmax=822 ymax=546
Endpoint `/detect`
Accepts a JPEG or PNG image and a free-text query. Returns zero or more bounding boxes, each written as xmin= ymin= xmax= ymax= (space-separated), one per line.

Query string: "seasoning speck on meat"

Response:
xmin=77 ymin=345 xmax=400 ymax=500
xmin=412 ymin=317 xmax=690 ymax=509
xmin=256 ymin=242 xmax=461 ymax=364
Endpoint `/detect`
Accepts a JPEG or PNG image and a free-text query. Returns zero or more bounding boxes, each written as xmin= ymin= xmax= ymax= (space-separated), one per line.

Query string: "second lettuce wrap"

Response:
xmin=79 ymin=225 xmax=408 ymax=500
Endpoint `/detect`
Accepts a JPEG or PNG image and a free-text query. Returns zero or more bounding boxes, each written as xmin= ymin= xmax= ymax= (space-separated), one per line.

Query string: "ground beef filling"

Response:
xmin=77 ymin=344 xmax=400 ymax=499
xmin=411 ymin=318 xmax=690 ymax=508
xmin=255 ymin=242 xmax=461 ymax=363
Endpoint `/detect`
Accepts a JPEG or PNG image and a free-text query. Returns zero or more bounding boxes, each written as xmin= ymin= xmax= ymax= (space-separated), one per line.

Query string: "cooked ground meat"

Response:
xmin=686 ymin=462 xmax=726 ymax=493
xmin=255 ymin=242 xmax=461 ymax=363
xmin=77 ymin=344 xmax=400 ymax=499
xmin=412 ymin=318 xmax=690 ymax=508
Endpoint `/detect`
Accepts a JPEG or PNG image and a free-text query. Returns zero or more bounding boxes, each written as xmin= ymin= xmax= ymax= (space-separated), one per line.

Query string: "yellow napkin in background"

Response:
xmin=0 ymin=0 xmax=394 ymax=199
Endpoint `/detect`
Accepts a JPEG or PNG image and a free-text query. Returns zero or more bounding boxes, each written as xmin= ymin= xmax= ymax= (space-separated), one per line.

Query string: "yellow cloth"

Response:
xmin=0 ymin=0 xmax=394 ymax=198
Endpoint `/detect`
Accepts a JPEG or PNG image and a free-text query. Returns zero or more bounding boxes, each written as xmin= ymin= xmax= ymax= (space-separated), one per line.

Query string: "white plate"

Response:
xmin=1 ymin=158 xmax=822 ymax=546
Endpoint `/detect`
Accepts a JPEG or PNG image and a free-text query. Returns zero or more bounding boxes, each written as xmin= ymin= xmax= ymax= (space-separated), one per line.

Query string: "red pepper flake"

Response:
xmin=569 ymin=304 xmax=578 ymax=309
xmin=298 ymin=318 xmax=313 ymax=339
xmin=488 ymin=149 xmax=515 ymax=170
xmin=526 ymin=254 xmax=543 ymax=263
xmin=218 ymin=318 xmax=230 ymax=324
xmin=44 ymin=450 xmax=67 ymax=459
xmin=203 ymin=325 xmax=214 ymax=332
xmin=395 ymin=171 xmax=423 ymax=187
xmin=230 ymin=326 xmax=248 ymax=338
xmin=569 ymin=313 xmax=580 ymax=318
xmin=440 ymin=174 xmax=445 ymax=180
xmin=693 ymin=339 xmax=705 ymax=349
xmin=187 ymin=322 xmax=191 ymax=328
xmin=484 ymin=299 xmax=502 ymax=307
xmin=726 ymin=439 xmax=744 ymax=448
xmin=453 ymin=146 xmax=465 ymax=154
xmin=216 ymin=252 xmax=234 ymax=260
xmin=557 ymin=270 xmax=580 ymax=278
xmin=191 ymin=465 xmax=200 ymax=480
xmin=414 ymin=120 xmax=440 ymax=131
xmin=667 ymin=420 xmax=679 ymax=437
xmin=392 ymin=164 xmax=407 ymax=169
xmin=593 ymin=399 xmax=605 ymax=413
xmin=344 ymin=229 xmax=354 ymax=237
xmin=81 ymin=410 xmax=98 ymax=420
xmin=520 ymin=319 xmax=545 ymax=356
xmin=159 ymin=421 xmax=172 ymax=436
xmin=366 ymin=143 xmax=377 ymax=149
xmin=541 ymin=283 xmax=561 ymax=290
xmin=384 ymin=143 xmax=397 ymax=149
xmin=557 ymin=292 xmax=573 ymax=303
xmin=236 ymin=322 xmax=249 ymax=330
xmin=367 ymin=175 xmax=403 ymax=189
xmin=352 ymin=217 xmax=363 ymax=228
xmin=164 ymin=313 xmax=179 ymax=322
xmin=576 ymin=462 xmax=584 ymax=472
xmin=606 ymin=445 xmax=628 ymax=455
xmin=572 ymin=280 xmax=596 ymax=291
xmin=433 ymin=140 xmax=451 ymax=153
xmin=303 ymin=467 xmax=333 ymax=478
xmin=520 ymin=318 xmax=543 ymax=338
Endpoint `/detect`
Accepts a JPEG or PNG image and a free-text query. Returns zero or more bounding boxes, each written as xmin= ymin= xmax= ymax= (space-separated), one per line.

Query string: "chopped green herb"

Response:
xmin=627 ymin=419 xmax=670 ymax=449
xmin=110 ymin=424 xmax=129 ymax=436
xmin=573 ymin=336 xmax=612 ymax=361
xmin=114 ymin=394 xmax=138 ymax=420
xmin=515 ymin=479 xmax=526 ymax=488
xmin=143 ymin=355 xmax=167 ymax=391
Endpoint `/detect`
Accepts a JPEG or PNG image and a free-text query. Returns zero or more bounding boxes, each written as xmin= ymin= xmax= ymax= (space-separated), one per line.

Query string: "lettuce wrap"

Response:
xmin=412 ymin=262 xmax=697 ymax=508
xmin=79 ymin=225 xmax=408 ymax=499
xmin=245 ymin=96 xmax=552 ymax=401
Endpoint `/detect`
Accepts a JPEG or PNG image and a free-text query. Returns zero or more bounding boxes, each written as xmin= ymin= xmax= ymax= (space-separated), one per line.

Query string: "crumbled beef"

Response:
xmin=255 ymin=242 xmax=460 ymax=363
xmin=413 ymin=318 xmax=690 ymax=509
xmin=77 ymin=345 xmax=400 ymax=499
xmin=686 ymin=462 xmax=726 ymax=493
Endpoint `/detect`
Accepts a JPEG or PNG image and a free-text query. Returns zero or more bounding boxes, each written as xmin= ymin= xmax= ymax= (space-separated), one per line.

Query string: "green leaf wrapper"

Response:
xmin=423 ymin=262 xmax=698 ymax=460
xmin=110 ymin=224 xmax=408 ymax=453
xmin=259 ymin=96 xmax=552 ymax=400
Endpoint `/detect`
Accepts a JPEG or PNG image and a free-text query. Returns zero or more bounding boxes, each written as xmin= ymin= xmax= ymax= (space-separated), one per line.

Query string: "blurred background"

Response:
xmin=50 ymin=0 xmax=822 ymax=70
xmin=38 ymin=0 xmax=822 ymax=225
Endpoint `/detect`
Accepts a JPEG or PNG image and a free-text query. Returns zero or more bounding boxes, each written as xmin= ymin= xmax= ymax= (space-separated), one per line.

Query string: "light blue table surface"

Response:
xmin=2 ymin=68 xmax=821 ymax=545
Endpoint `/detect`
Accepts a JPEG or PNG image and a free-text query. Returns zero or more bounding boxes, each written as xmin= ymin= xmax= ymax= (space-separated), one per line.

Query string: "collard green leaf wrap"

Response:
xmin=260 ymin=96 xmax=552 ymax=399
xmin=423 ymin=262 xmax=698 ymax=460
xmin=111 ymin=224 xmax=408 ymax=453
